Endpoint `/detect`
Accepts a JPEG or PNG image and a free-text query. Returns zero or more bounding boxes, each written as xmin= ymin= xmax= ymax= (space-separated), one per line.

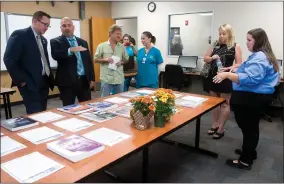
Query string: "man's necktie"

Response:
xmin=36 ymin=35 xmax=50 ymax=76
xmin=69 ymin=38 xmax=84 ymax=76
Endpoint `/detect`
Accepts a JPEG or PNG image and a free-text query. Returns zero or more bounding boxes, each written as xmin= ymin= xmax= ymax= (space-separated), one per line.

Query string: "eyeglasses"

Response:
xmin=37 ymin=19 xmax=51 ymax=28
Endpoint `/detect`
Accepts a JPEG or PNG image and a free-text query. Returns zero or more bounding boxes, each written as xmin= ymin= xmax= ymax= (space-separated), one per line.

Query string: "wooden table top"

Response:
xmin=1 ymin=89 xmax=225 ymax=183
xmin=0 ymin=87 xmax=16 ymax=95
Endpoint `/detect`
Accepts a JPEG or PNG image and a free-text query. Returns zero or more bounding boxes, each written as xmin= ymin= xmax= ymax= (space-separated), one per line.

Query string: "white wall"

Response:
xmin=170 ymin=13 xmax=212 ymax=56
xmin=111 ymin=2 xmax=283 ymax=74
xmin=116 ymin=18 xmax=138 ymax=44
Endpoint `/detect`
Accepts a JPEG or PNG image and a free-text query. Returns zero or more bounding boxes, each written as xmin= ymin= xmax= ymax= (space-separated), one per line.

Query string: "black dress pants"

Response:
xmin=231 ymin=91 xmax=272 ymax=165
xmin=58 ymin=75 xmax=91 ymax=106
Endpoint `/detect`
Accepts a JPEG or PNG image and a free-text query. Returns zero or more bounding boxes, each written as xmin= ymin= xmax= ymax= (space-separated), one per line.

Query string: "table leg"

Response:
xmin=6 ymin=94 xmax=12 ymax=118
xmin=161 ymin=116 xmax=218 ymax=158
xmin=142 ymin=146 xmax=149 ymax=182
xmin=2 ymin=94 xmax=9 ymax=119
xmin=104 ymin=146 xmax=149 ymax=183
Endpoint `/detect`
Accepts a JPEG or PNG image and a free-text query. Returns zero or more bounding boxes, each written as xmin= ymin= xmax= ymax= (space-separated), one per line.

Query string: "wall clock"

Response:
xmin=148 ymin=2 xmax=156 ymax=13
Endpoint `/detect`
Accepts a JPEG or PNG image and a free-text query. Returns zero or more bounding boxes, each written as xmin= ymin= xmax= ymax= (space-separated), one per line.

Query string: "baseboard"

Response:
xmin=0 ymin=94 xmax=60 ymax=108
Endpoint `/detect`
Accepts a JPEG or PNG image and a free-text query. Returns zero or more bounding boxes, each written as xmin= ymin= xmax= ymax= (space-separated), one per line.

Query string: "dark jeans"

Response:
xmin=58 ymin=76 xmax=91 ymax=106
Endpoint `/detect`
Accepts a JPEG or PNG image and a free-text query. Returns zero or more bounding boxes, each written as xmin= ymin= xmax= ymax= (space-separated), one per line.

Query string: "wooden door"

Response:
xmin=91 ymin=17 xmax=114 ymax=83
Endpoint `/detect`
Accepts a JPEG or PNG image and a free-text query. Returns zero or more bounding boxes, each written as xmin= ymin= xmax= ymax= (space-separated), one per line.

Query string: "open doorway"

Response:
xmin=115 ymin=17 xmax=138 ymax=46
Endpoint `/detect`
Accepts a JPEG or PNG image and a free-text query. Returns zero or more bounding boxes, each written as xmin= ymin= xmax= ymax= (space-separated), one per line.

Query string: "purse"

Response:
xmin=200 ymin=62 xmax=211 ymax=78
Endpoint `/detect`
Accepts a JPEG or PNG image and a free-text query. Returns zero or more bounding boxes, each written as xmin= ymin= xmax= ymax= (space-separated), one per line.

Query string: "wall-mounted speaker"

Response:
xmin=79 ymin=1 xmax=85 ymax=20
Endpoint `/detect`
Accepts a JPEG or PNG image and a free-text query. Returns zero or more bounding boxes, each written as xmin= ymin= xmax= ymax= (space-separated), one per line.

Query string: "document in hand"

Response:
xmin=108 ymin=55 xmax=120 ymax=70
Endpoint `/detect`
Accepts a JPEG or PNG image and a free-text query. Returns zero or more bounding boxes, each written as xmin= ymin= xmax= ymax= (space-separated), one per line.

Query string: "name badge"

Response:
xmin=142 ymin=57 xmax=146 ymax=64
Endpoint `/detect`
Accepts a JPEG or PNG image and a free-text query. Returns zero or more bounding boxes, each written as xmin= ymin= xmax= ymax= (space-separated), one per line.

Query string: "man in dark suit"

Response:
xmin=4 ymin=11 xmax=54 ymax=114
xmin=50 ymin=17 xmax=95 ymax=106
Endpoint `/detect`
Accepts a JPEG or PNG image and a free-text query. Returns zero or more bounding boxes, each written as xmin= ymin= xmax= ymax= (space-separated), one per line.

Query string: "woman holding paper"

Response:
xmin=136 ymin=31 xmax=163 ymax=89
xmin=213 ymin=28 xmax=279 ymax=170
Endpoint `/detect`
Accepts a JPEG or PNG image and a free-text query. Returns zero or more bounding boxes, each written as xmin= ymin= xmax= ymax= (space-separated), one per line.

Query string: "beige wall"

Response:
xmin=1 ymin=1 xmax=111 ymax=103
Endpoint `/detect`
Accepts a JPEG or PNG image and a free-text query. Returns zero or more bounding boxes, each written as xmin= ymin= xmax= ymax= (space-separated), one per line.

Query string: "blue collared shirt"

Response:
xmin=67 ymin=36 xmax=85 ymax=75
xmin=233 ymin=51 xmax=279 ymax=94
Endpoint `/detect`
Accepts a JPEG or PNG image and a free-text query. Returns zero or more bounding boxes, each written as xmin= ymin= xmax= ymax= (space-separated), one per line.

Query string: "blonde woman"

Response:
xmin=204 ymin=24 xmax=242 ymax=139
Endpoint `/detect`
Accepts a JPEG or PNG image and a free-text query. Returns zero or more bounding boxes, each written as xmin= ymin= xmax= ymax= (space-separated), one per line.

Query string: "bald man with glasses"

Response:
xmin=4 ymin=11 xmax=54 ymax=114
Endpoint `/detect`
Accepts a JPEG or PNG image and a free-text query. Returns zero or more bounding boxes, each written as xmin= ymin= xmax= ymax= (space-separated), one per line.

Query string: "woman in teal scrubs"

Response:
xmin=136 ymin=31 xmax=163 ymax=88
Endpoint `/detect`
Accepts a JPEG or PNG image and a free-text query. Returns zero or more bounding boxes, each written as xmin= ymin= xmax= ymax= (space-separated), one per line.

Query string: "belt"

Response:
xmin=77 ymin=75 xmax=86 ymax=79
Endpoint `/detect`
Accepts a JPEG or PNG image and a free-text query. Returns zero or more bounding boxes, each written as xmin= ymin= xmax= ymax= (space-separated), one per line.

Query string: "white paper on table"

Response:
xmin=1 ymin=136 xmax=27 ymax=156
xmin=135 ymin=89 xmax=155 ymax=95
xmin=174 ymin=93 xmax=183 ymax=98
xmin=83 ymin=127 xmax=131 ymax=147
xmin=1 ymin=152 xmax=64 ymax=183
xmin=182 ymin=95 xmax=208 ymax=103
xmin=108 ymin=55 xmax=120 ymax=70
xmin=53 ymin=118 xmax=94 ymax=132
xmin=17 ymin=127 xmax=64 ymax=145
xmin=125 ymin=102 xmax=132 ymax=107
xmin=28 ymin=111 xmax=65 ymax=124
xmin=104 ymin=97 xmax=129 ymax=104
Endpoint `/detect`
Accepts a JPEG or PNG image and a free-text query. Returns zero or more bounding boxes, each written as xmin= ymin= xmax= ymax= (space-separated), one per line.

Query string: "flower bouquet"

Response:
xmin=129 ymin=96 xmax=155 ymax=130
xmin=152 ymin=88 xmax=176 ymax=127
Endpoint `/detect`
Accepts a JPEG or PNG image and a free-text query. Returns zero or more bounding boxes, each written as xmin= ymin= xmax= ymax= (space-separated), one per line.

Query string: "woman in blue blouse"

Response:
xmin=214 ymin=28 xmax=279 ymax=170
xmin=136 ymin=31 xmax=163 ymax=88
xmin=122 ymin=34 xmax=137 ymax=91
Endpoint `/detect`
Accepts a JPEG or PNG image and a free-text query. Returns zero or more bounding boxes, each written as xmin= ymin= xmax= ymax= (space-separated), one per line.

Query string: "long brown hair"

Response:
xmin=247 ymin=28 xmax=279 ymax=72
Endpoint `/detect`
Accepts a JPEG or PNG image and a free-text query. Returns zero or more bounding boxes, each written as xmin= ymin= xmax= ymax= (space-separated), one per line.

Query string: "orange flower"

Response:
xmin=149 ymin=104 xmax=156 ymax=111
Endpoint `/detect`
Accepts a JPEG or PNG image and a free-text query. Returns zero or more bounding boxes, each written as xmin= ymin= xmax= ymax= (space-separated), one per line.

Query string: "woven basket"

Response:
xmin=132 ymin=110 xmax=153 ymax=130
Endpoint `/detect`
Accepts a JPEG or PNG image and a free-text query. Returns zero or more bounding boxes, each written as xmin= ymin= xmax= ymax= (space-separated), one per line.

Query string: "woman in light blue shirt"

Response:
xmin=122 ymin=34 xmax=137 ymax=92
xmin=213 ymin=28 xmax=279 ymax=170
xmin=136 ymin=31 xmax=163 ymax=88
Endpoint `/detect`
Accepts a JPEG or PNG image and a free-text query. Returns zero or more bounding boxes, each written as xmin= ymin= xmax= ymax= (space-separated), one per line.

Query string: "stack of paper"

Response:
xmin=120 ymin=91 xmax=144 ymax=98
xmin=108 ymin=55 xmax=120 ymax=70
xmin=87 ymin=101 xmax=118 ymax=111
xmin=104 ymin=97 xmax=129 ymax=104
xmin=53 ymin=118 xmax=94 ymax=132
xmin=176 ymin=95 xmax=208 ymax=108
xmin=83 ymin=127 xmax=131 ymax=146
xmin=29 ymin=111 xmax=65 ymax=123
xmin=109 ymin=106 xmax=131 ymax=118
xmin=1 ymin=152 xmax=64 ymax=183
xmin=1 ymin=136 xmax=27 ymax=156
xmin=57 ymin=104 xmax=93 ymax=115
xmin=135 ymin=89 xmax=155 ymax=95
xmin=173 ymin=93 xmax=183 ymax=98
xmin=47 ymin=135 xmax=105 ymax=163
xmin=79 ymin=111 xmax=117 ymax=123
xmin=18 ymin=127 xmax=64 ymax=145
xmin=1 ymin=116 xmax=39 ymax=132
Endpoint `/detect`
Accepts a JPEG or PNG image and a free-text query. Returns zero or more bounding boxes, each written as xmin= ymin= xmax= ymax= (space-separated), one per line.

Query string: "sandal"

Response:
xmin=207 ymin=127 xmax=219 ymax=135
xmin=226 ymin=159 xmax=251 ymax=170
xmin=213 ymin=131 xmax=224 ymax=139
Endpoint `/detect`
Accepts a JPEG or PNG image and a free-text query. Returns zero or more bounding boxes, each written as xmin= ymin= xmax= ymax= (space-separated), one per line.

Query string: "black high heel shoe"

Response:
xmin=207 ymin=127 xmax=219 ymax=135
xmin=212 ymin=131 xmax=224 ymax=139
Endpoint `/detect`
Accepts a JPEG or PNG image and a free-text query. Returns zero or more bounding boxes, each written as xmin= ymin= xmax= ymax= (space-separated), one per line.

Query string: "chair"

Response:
xmin=165 ymin=64 xmax=184 ymax=91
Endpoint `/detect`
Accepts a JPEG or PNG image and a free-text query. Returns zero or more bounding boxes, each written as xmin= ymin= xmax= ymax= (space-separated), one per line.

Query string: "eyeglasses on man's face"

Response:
xmin=37 ymin=19 xmax=51 ymax=28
